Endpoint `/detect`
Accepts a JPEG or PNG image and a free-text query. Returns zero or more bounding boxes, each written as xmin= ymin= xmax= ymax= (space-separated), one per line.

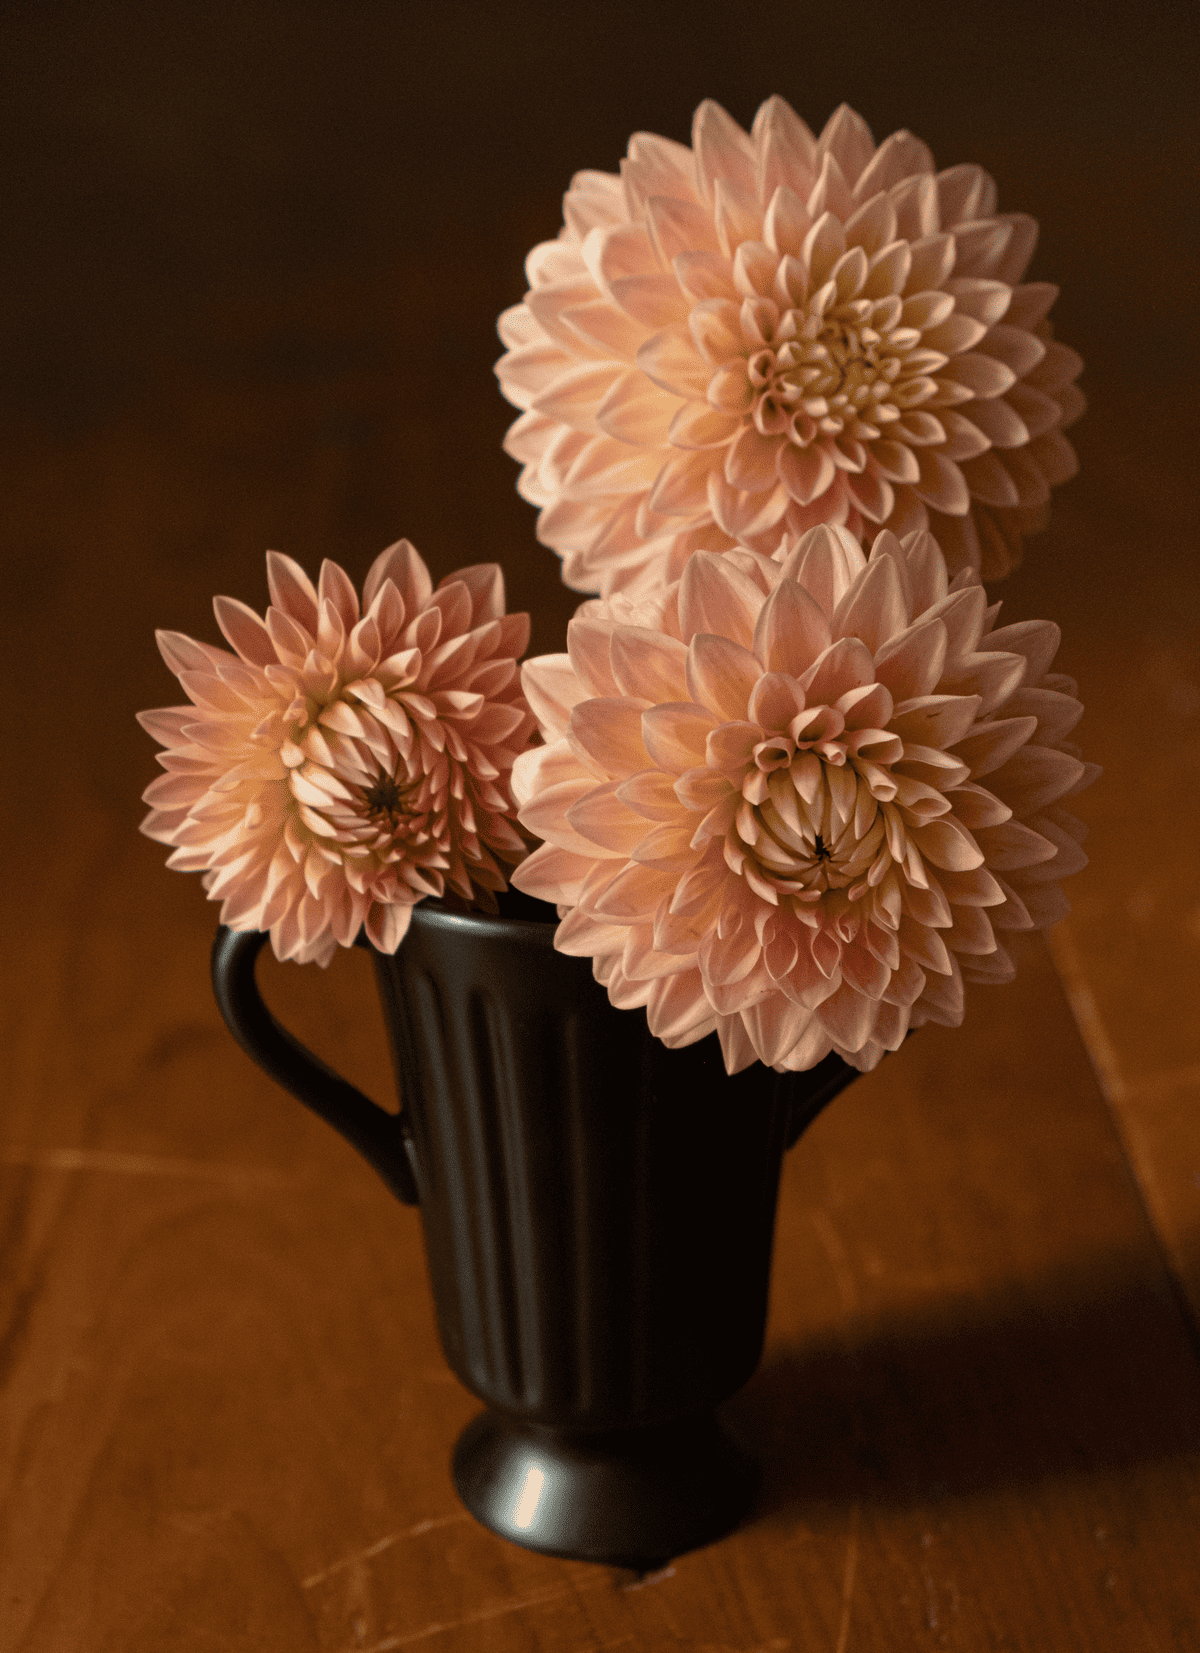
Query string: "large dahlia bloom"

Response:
xmin=497 ymin=97 xmax=1083 ymax=595
xmin=140 ymin=542 xmax=534 ymax=965
xmin=510 ymin=524 xmax=1095 ymax=1073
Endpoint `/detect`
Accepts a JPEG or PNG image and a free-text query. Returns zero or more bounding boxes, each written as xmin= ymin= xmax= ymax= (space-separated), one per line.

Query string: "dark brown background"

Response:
xmin=2 ymin=3 xmax=1199 ymax=1649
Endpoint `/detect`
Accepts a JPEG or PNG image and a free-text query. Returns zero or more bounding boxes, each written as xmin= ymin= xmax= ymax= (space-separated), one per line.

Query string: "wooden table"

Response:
xmin=2 ymin=6 xmax=1198 ymax=1647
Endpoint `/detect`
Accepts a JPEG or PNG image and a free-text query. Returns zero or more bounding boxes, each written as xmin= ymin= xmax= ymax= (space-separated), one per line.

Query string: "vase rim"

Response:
xmin=408 ymin=894 xmax=559 ymax=944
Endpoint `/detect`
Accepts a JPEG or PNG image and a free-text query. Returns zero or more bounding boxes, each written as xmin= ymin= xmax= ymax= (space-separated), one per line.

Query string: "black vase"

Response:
xmin=211 ymin=890 xmax=859 ymax=1567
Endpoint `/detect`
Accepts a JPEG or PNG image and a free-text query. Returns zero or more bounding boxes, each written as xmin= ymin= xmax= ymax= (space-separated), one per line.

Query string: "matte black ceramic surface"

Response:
xmin=211 ymin=892 xmax=859 ymax=1565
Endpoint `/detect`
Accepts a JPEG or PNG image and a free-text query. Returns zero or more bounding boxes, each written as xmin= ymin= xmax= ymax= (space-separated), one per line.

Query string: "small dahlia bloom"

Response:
xmin=497 ymin=97 xmax=1083 ymax=596
xmin=510 ymin=524 xmax=1096 ymax=1074
xmin=139 ymin=542 xmax=535 ymax=965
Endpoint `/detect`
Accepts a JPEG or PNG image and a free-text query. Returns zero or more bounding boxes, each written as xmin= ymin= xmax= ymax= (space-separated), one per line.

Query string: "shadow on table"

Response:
xmin=725 ymin=1246 xmax=1200 ymax=1521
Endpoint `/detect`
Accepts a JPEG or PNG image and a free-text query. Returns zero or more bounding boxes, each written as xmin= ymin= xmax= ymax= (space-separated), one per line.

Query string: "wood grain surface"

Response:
xmin=2 ymin=4 xmax=1198 ymax=1648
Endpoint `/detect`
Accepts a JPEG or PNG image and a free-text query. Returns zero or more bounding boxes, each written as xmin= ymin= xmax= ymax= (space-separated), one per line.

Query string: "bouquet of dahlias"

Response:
xmin=140 ymin=95 xmax=1094 ymax=1077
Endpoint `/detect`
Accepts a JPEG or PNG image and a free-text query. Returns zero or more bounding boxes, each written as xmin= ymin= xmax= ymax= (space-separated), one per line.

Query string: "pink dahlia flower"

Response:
xmin=139 ymin=542 xmax=535 ymax=965
xmin=510 ymin=524 xmax=1096 ymax=1073
xmin=497 ymin=97 xmax=1083 ymax=595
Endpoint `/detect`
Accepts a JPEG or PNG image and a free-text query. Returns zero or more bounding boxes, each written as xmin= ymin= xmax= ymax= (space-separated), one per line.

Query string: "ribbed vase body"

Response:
xmin=372 ymin=895 xmax=799 ymax=1432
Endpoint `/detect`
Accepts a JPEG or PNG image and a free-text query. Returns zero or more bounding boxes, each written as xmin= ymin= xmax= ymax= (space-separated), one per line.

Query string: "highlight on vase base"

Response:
xmin=452 ymin=1409 xmax=759 ymax=1568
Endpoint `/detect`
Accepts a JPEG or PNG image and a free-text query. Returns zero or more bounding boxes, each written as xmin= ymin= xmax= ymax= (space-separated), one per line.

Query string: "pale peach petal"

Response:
xmin=684 ymin=633 xmax=762 ymax=721
xmin=678 ymin=551 xmax=767 ymax=647
xmin=751 ymin=578 xmax=832 ymax=676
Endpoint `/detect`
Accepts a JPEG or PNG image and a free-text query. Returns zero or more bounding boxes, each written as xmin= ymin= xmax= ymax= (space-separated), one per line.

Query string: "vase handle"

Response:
xmin=783 ymin=1050 xmax=862 ymax=1151
xmin=210 ymin=926 xmax=419 ymax=1206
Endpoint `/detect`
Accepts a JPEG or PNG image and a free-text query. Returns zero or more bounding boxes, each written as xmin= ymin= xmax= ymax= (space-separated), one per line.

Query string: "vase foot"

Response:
xmin=451 ymin=1409 xmax=759 ymax=1568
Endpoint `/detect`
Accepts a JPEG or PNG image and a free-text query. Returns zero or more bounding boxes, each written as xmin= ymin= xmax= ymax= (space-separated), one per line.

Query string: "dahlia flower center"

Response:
xmin=363 ymin=771 xmax=417 ymax=829
xmin=740 ymin=755 xmax=886 ymax=898
xmin=717 ymin=288 xmax=915 ymax=450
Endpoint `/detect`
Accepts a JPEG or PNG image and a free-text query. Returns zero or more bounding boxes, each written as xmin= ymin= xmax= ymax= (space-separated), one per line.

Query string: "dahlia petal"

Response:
xmin=497 ymin=342 xmax=581 ymax=407
xmin=1003 ymin=686 xmax=1081 ymax=745
xmin=554 ymin=905 xmax=628 ymax=960
xmin=641 ymin=702 xmax=715 ymax=773
xmin=951 ymin=218 xmax=1013 ymax=280
xmin=564 ymin=434 xmax=665 ymax=497
xmin=944 ymin=903 xmax=998 ymax=956
xmin=609 ymin=626 xmax=690 ymax=702
xmin=807 ymin=149 xmax=855 ymax=222
xmin=692 ymin=97 xmax=757 ymax=205
xmin=905 ymin=233 xmax=956 ymax=292
xmin=533 ymin=361 xmax=626 ymax=427
xmin=945 ymin=710 xmax=1038 ymax=780
xmin=262 ymin=552 xmax=320 ymax=633
xmin=839 ymin=196 xmax=896 ymax=263
xmin=935 ymin=405 xmax=999 ymax=459
xmin=912 ymin=816 xmax=984 ymax=871
xmin=647 ymin=447 xmax=719 ymax=516
xmin=800 ymin=637 xmax=875 ymax=704
xmin=944 ymin=276 xmax=1012 ymax=326
xmin=846 ymin=459 xmax=895 ymax=523
xmin=801 ymin=211 xmax=847 ymax=288
xmin=608 ymin=275 xmax=690 ymax=329
xmin=923 ymin=313 xmax=990 ymax=356
xmin=815 ymin=979 xmax=877 ymax=1052
xmin=940 ymin=351 xmax=1017 ymax=400
xmin=854 ymin=129 xmax=934 ymax=200
xmin=944 ymin=782 xmax=1012 ymax=830
xmin=870 ymin=439 xmax=921 ymax=483
xmin=831 ymin=552 xmax=909 ymax=653
xmin=316 ymin=559 xmax=361 ymax=635
xmin=682 ymin=632 xmax=760 ymax=723
xmin=891 ymin=693 xmax=983 ymax=750
xmin=616 ymin=769 xmax=683 ymax=821
xmin=565 ymin=781 xmax=654 ymax=855
xmin=567 ymin=696 xmax=651 ymax=779
xmin=668 ymin=251 xmax=737 ymax=306
xmin=511 ymin=843 xmax=597 ymax=905
xmin=991 ymin=214 xmax=1039 ymax=284
xmin=873 ymin=616 xmax=949 ymax=701
xmin=525 ymin=279 xmax=609 ymax=351
xmin=745 ymin=672 xmax=805 ymax=733
xmin=959 ymin=943 xmax=1016 ymax=985
xmin=986 ymin=746 xmax=1088 ymax=817
xmin=559 ymin=301 xmax=647 ymax=363
xmin=752 ymin=578 xmax=832 ymax=675
xmin=888 ymin=173 xmax=938 ymax=240
xmin=646 ymin=970 xmax=718 ymax=1043
xmin=777 ymin=441 xmax=837 ymax=506
xmin=910 ymin=449 xmax=970 ymax=515
xmin=977 ymin=322 xmax=1046 ymax=378
xmin=497 ymin=303 xmax=543 ymax=351
xmin=970 ymin=819 xmax=1057 ymax=872
xmin=590 ymin=860 xmax=677 ymax=920
xmin=757 ymin=184 xmax=809 ymax=262
xmin=817 ymin=103 xmax=876 ymax=189
xmin=779 ymin=523 xmax=867 ymax=616
xmin=1018 ymin=809 xmax=1097 ymax=886
xmin=1009 ymin=880 xmax=1071 ymax=928
xmin=566 ymin=616 xmax=621 ymax=698
xmin=709 ymin=474 xmax=791 ymax=539
xmin=560 ymin=174 xmax=626 ymax=240
xmin=668 ymin=401 xmax=743 ymax=449
xmin=212 ymin=596 xmax=278 ymax=667
xmin=595 ymin=370 xmax=676 ymax=445
xmin=1003 ymin=383 xmax=1062 ymax=440
xmin=1027 ymin=429 xmax=1079 ymax=487
xmin=622 ymin=130 xmax=696 ymax=202
xmin=678 ymin=551 xmax=766 ymax=647
xmin=727 ymin=426 xmax=784 ymax=492
xmin=840 ymin=941 xmax=891 ymax=1000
